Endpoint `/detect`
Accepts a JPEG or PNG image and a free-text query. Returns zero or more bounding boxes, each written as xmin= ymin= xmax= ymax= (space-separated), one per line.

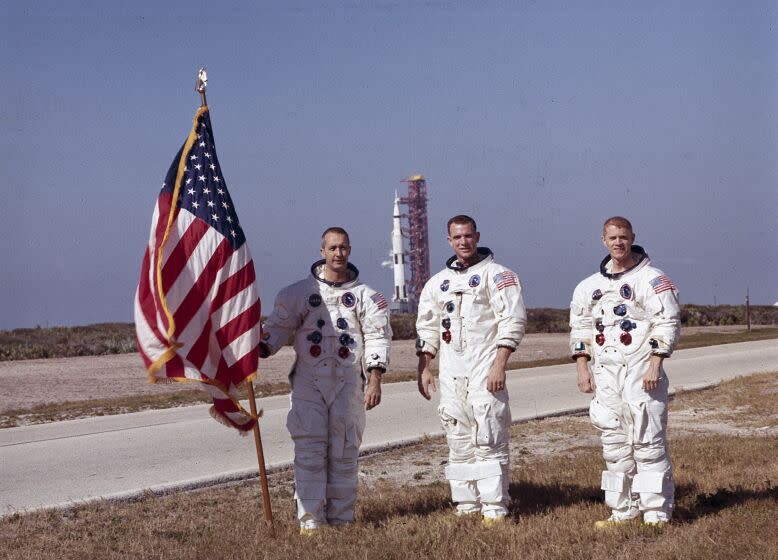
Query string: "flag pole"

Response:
xmin=194 ymin=67 xmax=274 ymax=532
xmin=247 ymin=381 xmax=275 ymax=533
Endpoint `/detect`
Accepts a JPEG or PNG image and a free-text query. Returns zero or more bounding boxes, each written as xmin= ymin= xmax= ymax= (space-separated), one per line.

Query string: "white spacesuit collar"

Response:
xmin=599 ymin=245 xmax=649 ymax=280
xmin=446 ymin=247 xmax=493 ymax=272
xmin=310 ymin=259 xmax=360 ymax=287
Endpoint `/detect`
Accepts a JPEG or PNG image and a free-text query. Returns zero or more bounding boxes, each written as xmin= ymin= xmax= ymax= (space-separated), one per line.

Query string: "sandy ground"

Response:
xmin=0 ymin=326 xmax=763 ymax=413
xmin=0 ymin=334 xmax=568 ymax=412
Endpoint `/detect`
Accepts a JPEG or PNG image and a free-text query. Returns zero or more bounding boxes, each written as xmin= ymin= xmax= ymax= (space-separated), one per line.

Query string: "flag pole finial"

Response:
xmin=196 ymin=67 xmax=208 ymax=107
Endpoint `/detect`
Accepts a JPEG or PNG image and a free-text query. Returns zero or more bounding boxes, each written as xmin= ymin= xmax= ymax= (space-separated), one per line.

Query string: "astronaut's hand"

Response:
xmin=576 ymin=359 xmax=595 ymax=393
xmin=258 ymin=342 xmax=270 ymax=359
xmin=417 ymin=367 xmax=437 ymax=400
xmin=487 ymin=364 xmax=507 ymax=393
xmin=642 ymin=363 xmax=662 ymax=392
xmin=364 ymin=372 xmax=382 ymax=410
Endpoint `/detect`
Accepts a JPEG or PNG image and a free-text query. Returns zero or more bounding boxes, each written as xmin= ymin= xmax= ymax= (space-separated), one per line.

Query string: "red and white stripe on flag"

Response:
xmin=494 ymin=270 xmax=519 ymax=291
xmin=134 ymin=106 xmax=260 ymax=433
xmin=370 ymin=291 xmax=388 ymax=310
xmin=650 ymin=275 xmax=677 ymax=295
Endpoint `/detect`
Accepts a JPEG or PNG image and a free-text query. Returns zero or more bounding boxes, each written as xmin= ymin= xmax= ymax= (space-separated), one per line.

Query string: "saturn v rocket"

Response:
xmin=389 ymin=175 xmax=431 ymax=313
xmin=390 ymin=192 xmax=410 ymax=312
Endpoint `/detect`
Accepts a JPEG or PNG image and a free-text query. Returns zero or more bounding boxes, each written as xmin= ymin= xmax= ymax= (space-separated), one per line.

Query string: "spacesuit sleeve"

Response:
xmin=415 ymin=280 xmax=440 ymax=357
xmin=569 ymin=281 xmax=593 ymax=359
xmin=488 ymin=268 xmax=527 ymax=350
xmin=260 ymin=284 xmax=303 ymax=356
xmin=642 ymin=270 xmax=681 ymax=356
xmin=360 ymin=289 xmax=392 ymax=371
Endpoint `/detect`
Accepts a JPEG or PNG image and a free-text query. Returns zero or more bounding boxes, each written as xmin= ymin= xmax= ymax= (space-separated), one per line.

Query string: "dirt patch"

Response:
xmin=357 ymin=416 xmax=599 ymax=490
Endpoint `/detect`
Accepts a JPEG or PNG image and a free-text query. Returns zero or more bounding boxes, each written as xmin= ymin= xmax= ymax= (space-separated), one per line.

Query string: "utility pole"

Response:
xmin=745 ymin=288 xmax=751 ymax=332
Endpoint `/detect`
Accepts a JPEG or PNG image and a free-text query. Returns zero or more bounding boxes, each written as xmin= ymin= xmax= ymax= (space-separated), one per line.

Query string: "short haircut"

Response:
xmin=321 ymin=226 xmax=350 ymax=246
xmin=447 ymin=214 xmax=477 ymax=234
xmin=602 ymin=216 xmax=633 ymax=234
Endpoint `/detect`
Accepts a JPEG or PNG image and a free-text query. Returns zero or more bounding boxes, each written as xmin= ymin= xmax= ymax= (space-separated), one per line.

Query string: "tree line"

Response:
xmin=2 ymin=305 xmax=776 ymax=362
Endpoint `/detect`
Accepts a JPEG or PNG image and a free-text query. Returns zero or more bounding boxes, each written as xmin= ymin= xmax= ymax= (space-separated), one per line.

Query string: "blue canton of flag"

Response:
xmin=165 ymin=112 xmax=246 ymax=249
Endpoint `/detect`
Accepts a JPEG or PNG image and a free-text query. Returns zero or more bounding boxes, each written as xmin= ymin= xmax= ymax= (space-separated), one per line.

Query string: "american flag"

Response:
xmin=493 ymin=270 xmax=519 ymax=291
xmin=370 ymin=292 xmax=388 ymax=310
xmin=134 ymin=106 xmax=260 ymax=432
xmin=650 ymin=275 xmax=677 ymax=295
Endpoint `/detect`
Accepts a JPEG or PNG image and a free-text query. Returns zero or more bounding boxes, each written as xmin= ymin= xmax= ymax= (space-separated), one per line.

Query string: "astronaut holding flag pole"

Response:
xmin=259 ymin=227 xmax=391 ymax=534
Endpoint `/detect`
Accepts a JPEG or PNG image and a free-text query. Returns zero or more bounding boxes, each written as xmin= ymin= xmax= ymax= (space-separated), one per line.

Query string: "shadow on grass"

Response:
xmin=359 ymin=484 xmax=453 ymax=525
xmin=359 ymin=480 xmax=602 ymax=526
xmin=673 ymin=483 xmax=778 ymax=522
xmin=508 ymin=480 xmax=601 ymax=519
xmin=509 ymin=482 xmax=778 ymax=523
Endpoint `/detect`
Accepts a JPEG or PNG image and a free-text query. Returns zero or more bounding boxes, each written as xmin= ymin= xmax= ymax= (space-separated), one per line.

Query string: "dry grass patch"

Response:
xmin=675 ymin=327 xmax=778 ymax=350
xmin=0 ymin=323 xmax=138 ymax=361
xmin=1 ymin=435 xmax=775 ymax=560
xmin=0 ymin=382 xmax=292 ymax=428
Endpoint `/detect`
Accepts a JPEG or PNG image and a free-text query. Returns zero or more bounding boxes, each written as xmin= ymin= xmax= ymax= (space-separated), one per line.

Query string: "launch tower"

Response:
xmin=399 ymin=174 xmax=430 ymax=307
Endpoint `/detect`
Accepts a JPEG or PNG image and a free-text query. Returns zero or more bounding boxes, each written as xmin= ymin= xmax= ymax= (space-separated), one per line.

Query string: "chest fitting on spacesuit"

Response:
xmin=338 ymin=306 xmax=357 ymax=358
xmin=592 ymin=286 xmax=642 ymax=349
xmin=441 ymin=316 xmax=452 ymax=344
xmin=441 ymin=293 xmax=468 ymax=351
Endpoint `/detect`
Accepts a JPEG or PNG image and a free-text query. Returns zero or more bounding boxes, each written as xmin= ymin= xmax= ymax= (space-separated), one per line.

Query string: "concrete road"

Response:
xmin=1 ymin=340 xmax=776 ymax=516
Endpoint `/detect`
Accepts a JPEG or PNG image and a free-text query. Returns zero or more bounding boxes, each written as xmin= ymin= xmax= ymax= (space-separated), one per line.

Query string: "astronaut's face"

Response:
xmin=321 ymin=232 xmax=351 ymax=275
xmin=602 ymin=225 xmax=635 ymax=263
xmin=448 ymin=222 xmax=480 ymax=265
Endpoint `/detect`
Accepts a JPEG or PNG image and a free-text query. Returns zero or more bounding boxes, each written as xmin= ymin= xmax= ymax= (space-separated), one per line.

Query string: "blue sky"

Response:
xmin=2 ymin=1 xmax=776 ymax=329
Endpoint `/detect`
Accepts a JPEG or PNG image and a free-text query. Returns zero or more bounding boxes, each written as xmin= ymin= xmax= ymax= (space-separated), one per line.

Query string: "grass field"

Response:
xmin=1 ymin=373 xmax=775 ymax=560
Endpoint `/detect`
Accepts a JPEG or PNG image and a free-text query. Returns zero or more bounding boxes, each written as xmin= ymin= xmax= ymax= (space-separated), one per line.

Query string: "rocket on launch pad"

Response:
xmin=390 ymin=191 xmax=411 ymax=312
xmin=387 ymin=174 xmax=430 ymax=313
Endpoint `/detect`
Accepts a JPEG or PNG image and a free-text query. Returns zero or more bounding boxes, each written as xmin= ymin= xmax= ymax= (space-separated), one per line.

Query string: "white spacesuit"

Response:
xmin=570 ymin=245 xmax=680 ymax=523
xmin=261 ymin=261 xmax=391 ymax=529
xmin=416 ymin=248 xmax=526 ymax=518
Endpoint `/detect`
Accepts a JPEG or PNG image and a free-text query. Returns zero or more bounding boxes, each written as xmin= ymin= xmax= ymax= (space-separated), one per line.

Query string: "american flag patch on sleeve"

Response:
xmin=649 ymin=275 xmax=677 ymax=294
xmin=370 ymin=292 xmax=388 ymax=309
xmin=493 ymin=271 xmax=519 ymax=290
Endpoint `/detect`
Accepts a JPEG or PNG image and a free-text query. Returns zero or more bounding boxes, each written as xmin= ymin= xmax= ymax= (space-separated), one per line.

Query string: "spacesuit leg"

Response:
xmin=470 ymin=388 xmax=511 ymax=518
xmin=439 ymin=376 xmax=480 ymax=514
xmin=590 ymin=364 xmax=639 ymax=520
xmin=626 ymin=367 xmax=674 ymax=521
xmin=326 ymin=379 xmax=366 ymax=525
xmin=287 ymin=376 xmax=329 ymax=529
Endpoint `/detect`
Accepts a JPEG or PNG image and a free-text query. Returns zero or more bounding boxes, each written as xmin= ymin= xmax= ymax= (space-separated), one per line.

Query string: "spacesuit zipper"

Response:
xmin=456 ymin=292 xmax=463 ymax=349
